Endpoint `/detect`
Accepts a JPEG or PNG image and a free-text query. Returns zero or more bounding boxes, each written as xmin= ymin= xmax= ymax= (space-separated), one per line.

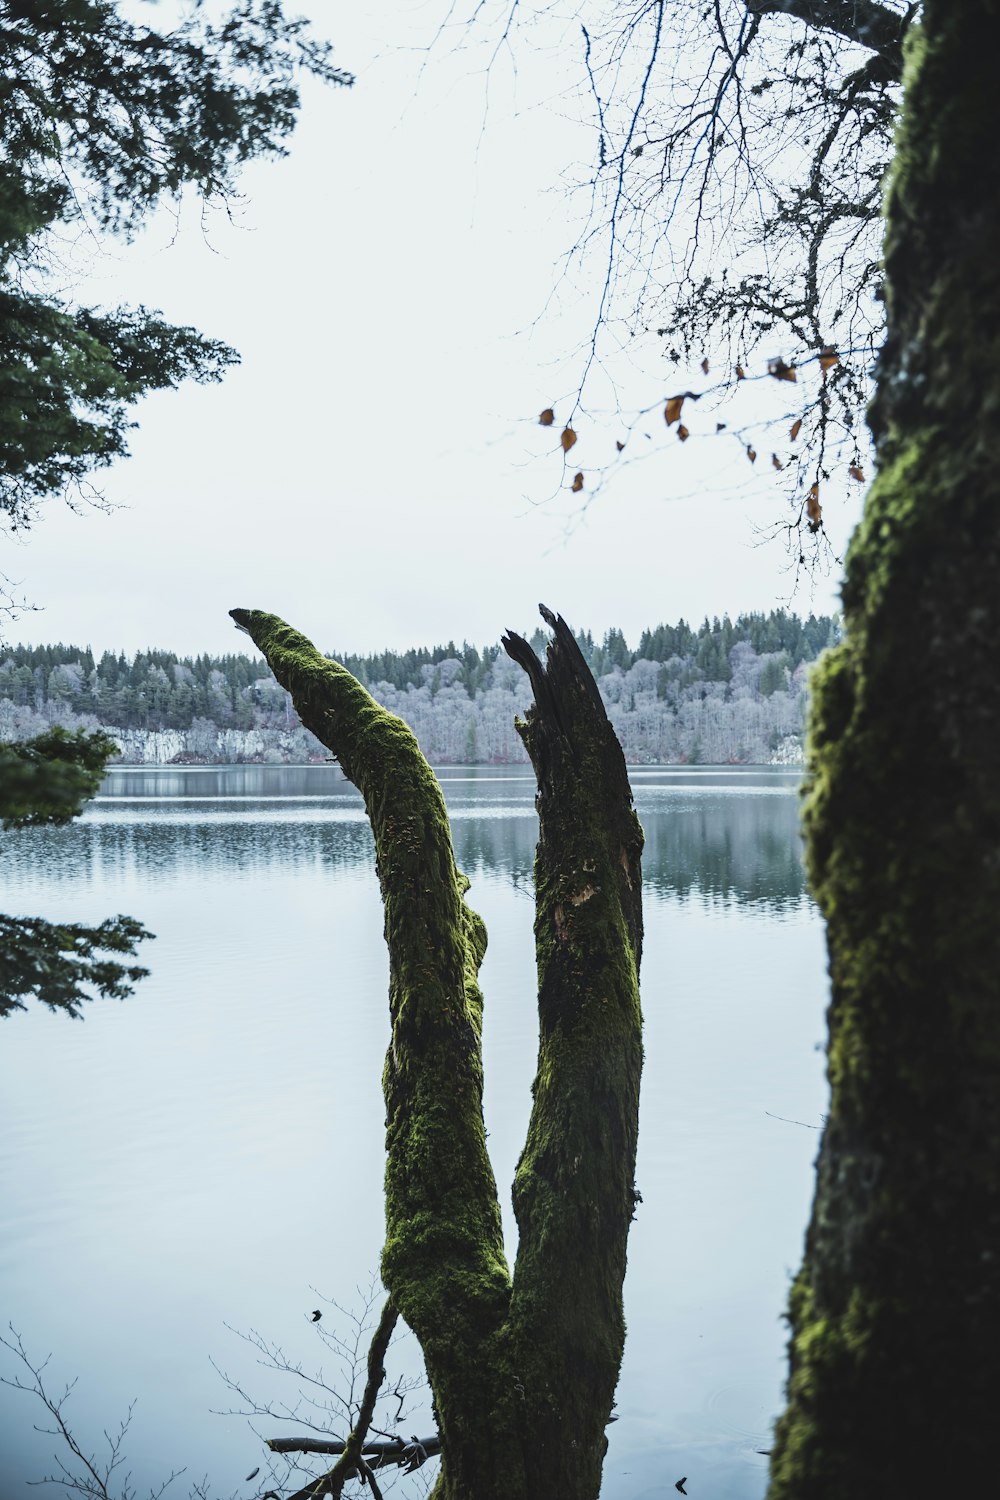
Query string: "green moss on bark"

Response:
xmin=502 ymin=612 xmax=644 ymax=1497
xmin=230 ymin=608 xmax=643 ymax=1500
xmin=229 ymin=610 xmax=511 ymax=1487
xmin=768 ymin=6 xmax=1000 ymax=1494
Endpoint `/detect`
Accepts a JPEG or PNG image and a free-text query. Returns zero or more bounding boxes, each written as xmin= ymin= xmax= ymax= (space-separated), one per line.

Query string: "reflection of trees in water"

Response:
xmin=453 ymin=816 xmax=537 ymax=888
xmin=453 ymin=796 xmax=807 ymax=908
xmin=104 ymin=766 xmax=360 ymax=801
xmin=643 ymin=794 xmax=808 ymax=910
xmin=7 ymin=794 xmax=807 ymax=911
xmin=2 ymin=818 xmax=376 ymax=887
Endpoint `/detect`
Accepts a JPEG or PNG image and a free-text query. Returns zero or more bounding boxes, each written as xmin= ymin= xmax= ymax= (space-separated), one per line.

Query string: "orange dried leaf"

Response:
xmin=539 ymin=407 xmax=555 ymax=426
xmin=768 ymin=357 xmax=797 ymax=382
xmin=772 ymin=454 xmax=783 ymax=471
xmin=561 ymin=426 xmax=577 ymax=453
xmin=806 ymin=482 xmax=822 ymax=523
xmin=571 ymin=471 xmax=584 ymax=493
xmin=849 ymin=464 xmax=866 ymax=482
xmin=818 ymin=345 xmax=839 ymax=372
xmin=747 ymin=445 xmax=757 ymax=464
xmin=677 ymin=424 xmax=690 ymax=442
xmin=616 ymin=440 xmax=625 ymax=452
xmin=701 ymin=357 xmax=710 ymax=375
xmin=790 ymin=418 xmax=803 ymax=441
xmin=735 ymin=365 xmax=746 ymax=380
xmin=664 ymin=396 xmax=684 ymax=426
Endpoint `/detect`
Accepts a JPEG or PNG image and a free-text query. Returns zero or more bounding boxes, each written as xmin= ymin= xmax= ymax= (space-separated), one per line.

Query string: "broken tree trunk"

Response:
xmin=230 ymin=606 xmax=643 ymax=1500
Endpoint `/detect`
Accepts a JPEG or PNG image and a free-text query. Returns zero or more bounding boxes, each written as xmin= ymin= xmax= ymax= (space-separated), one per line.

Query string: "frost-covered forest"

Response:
xmin=0 ymin=610 xmax=837 ymax=765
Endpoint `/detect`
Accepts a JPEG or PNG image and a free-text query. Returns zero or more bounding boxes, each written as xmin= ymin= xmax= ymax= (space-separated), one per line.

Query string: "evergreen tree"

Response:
xmin=1 ymin=0 xmax=350 ymax=1015
xmin=0 ymin=729 xmax=150 ymax=1017
xmin=0 ymin=0 xmax=351 ymax=532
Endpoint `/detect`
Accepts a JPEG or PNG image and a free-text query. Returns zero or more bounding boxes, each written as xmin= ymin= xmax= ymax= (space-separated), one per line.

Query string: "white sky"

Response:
xmin=6 ymin=2 xmax=863 ymax=659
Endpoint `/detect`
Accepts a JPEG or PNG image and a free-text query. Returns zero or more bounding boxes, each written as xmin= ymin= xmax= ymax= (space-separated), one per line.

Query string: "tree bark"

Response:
xmin=745 ymin=0 xmax=912 ymax=79
xmin=500 ymin=609 xmax=643 ymax=1498
xmin=230 ymin=606 xmax=643 ymax=1500
xmin=768 ymin=4 xmax=1000 ymax=1496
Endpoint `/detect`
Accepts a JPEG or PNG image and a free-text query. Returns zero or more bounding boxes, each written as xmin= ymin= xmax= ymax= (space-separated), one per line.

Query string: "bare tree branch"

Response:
xmin=271 ymin=1299 xmax=401 ymax=1500
xmin=744 ymin=0 xmax=914 ymax=76
xmin=0 ymin=1326 xmax=183 ymax=1500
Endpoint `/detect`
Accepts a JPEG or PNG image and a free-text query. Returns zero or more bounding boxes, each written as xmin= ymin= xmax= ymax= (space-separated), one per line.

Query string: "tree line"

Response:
xmin=0 ymin=609 xmax=838 ymax=763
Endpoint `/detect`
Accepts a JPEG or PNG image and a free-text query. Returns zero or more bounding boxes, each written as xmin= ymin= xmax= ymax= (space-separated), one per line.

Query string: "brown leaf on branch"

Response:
xmin=571 ymin=472 xmax=584 ymax=493
xmin=616 ymin=440 xmax=625 ymax=452
xmin=561 ymin=426 xmax=577 ymax=453
xmin=790 ymin=418 xmax=803 ymax=441
xmin=806 ymin=482 xmax=822 ymax=530
xmin=677 ymin=424 xmax=690 ymax=442
xmin=664 ymin=396 xmax=684 ymax=426
xmin=772 ymin=454 xmax=783 ymax=470
xmin=735 ymin=365 xmax=746 ymax=380
xmin=768 ymin=357 xmax=797 ymax=382
xmin=701 ymin=357 xmax=709 ymax=375
xmin=818 ymin=346 xmax=840 ymax=372
xmin=539 ymin=407 xmax=555 ymax=426
xmin=747 ymin=445 xmax=757 ymax=463
xmin=849 ymin=464 xmax=866 ymax=482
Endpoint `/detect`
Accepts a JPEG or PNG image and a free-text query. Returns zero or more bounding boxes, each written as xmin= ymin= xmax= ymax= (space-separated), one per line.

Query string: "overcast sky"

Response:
xmin=6 ymin=2 xmax=862 ymax=659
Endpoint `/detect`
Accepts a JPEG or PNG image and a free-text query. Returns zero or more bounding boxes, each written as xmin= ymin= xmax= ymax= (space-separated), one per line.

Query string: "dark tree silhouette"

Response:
xmin=0 ymin=0 xmax=351 ymax=538
xmin=769 ymin=2 xmax=1000 ymax=1492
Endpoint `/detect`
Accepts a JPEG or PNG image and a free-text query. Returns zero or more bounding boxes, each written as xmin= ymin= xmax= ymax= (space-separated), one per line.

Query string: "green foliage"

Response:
xmin=0 ymin=724 xmax=119 ymax=824
xmin=330 ymin=609 xmax=837 ymax=692
xmin=0 ymin=724 xmax=152 ymax=1016
xmin=0 ymin=609 xmax=838 ymax=772
xmin=0 ymin=609 xmax=839 ymax=734
xmin=0 ymin=0 xmax=351 ymax=527
xmin=0 ymin=911 xmax=151 ymax=1019
xmin=758 ymin=654 xmax=789 ymax=698
xmin=0 ymin=642 xmax=268 ymax=729
xmin=0 ymin=289 xmax=238 ymax=526
xmin=1 ymin=4 xmax=346 ymax=1013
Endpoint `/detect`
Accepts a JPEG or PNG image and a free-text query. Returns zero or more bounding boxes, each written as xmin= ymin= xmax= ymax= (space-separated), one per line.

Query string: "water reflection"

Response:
xmin=3 ymin=765 xmax=809 ymax=912
xmin=0 ymin=763 xmax=825 ymax=1500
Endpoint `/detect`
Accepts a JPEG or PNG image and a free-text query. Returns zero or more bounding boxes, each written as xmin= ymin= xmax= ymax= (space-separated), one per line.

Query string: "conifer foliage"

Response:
xmin=0 ymin=0 xmax=349 ymax=1016
xmin=0 ymin=611 xmax=838 ymax=764
xmin=0 ymin=0 xmax=351 ymax=530
xmin=0 ymin=727 xmax=151 ymax=1018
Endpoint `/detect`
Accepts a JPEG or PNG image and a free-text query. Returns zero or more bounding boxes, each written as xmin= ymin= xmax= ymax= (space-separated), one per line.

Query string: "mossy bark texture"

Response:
xmin=768 ymin=6 xmax=1000 ymax=1497
xmin=230 ymin=607 xmax=643 ymax=1500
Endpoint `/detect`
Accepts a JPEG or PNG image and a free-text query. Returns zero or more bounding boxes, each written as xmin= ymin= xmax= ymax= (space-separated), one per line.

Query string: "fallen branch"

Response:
xmin=267 ymin=1434 xmax=441 ymax=1464
xmin=261 ymin=1300 xmax=419 ymax=1498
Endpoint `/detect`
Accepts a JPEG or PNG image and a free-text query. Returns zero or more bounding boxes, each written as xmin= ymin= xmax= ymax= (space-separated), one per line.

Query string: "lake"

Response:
xmin=0 ymin=764 xmax=829 ymax=1500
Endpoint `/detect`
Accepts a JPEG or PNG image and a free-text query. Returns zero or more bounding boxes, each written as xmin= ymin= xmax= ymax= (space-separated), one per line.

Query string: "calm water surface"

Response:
xmin=0 ymin=765 xmax=829 ymax=1499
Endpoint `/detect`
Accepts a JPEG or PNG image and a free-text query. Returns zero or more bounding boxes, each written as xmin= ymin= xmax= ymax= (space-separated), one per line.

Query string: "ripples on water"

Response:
xmin=0 ymin=766 xmax=828 ymax=1499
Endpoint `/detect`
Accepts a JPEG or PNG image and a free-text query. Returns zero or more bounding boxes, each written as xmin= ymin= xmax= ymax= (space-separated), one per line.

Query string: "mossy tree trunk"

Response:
xmin=230 ymin=606 xmax=643 ymax=1500
xmin=768 ymin=5 xmax=1000 ymax=1496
